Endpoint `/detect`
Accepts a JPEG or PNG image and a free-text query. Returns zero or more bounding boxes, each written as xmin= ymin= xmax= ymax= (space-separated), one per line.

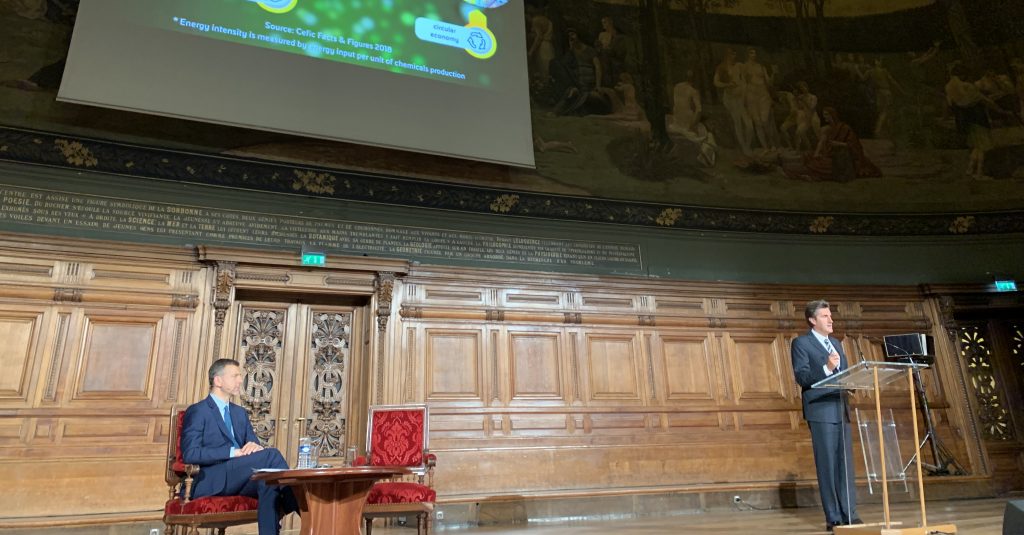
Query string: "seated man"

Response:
xmin=181 ymin=358 xmax=298 ymax=535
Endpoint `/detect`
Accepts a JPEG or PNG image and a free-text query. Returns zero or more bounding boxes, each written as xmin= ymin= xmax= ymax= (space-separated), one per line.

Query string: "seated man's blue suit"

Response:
xmin=181 ymin=395 xmax=296 ymax=535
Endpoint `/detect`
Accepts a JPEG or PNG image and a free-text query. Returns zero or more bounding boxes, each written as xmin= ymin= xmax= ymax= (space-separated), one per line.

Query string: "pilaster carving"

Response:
xmin=374 ymin=271 xmax=396 ymax=331
xmin=374 ymin=271 xmax=397 ymax=404
xmin=212 ymin=261 xmax=236 ymax=358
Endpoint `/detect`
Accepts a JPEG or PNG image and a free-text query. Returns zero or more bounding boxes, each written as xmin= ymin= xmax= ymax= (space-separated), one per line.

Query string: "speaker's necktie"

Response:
xmin=824 ymin=338 xmax=839 ymax=371
xmin=223 ymin=405 xmax=239 ymax=448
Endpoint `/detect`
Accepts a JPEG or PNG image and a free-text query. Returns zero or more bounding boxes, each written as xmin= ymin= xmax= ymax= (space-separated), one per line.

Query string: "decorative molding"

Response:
xmin=166 ymin=319 xmax=186 ymax=401
xmin=374 ymin=272 xmax=396 ymax=332
xmin=638 ymin=314 xmax=656 ymax=327
xmin=563 ymin=312 xmax=582 ymax=324
xmin=236 ymin=271 xmax=291 ymax=283
xmin=485 ymin=309 xmax=505 ymax=322
xmin=399 ymin=306 xmax=423 ymax=319
xmin=170 ymin=294 xmax=199 ymax=309
xmin=3 ymin=126 xmax=1023 ymax=236
xmin=53 ymin=288 xmax=82 ymax=303
xmin=43 ymin=313 xmax=71 ymax=401
xmin=374 ymin=272 xmax=396 ymax=405
xmin=708 ymin=317 xmax=727 ymax=328
xmin=211 ymin=261 xmax=236 ymax=358
xmin=91 ymin=270 xmax=169 ymax=283
xmin=323 ymin=276 xmax=366 ymax=286
xmin=0 ymin=262 xmax=53 ymax=276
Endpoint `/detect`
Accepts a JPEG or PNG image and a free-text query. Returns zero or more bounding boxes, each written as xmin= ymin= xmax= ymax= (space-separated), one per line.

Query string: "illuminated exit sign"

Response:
xmin=995 ymin=280 xmax=1017 ymax=292
xmin=301 ymin=252 xmax=326 ymax=266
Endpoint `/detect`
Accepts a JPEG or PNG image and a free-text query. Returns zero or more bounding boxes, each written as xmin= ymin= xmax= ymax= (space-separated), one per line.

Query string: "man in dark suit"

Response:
xmin=791 ymin=300 xmax=860 ymax=531
xmin=181 ymin=359 xmax=297 ymax=535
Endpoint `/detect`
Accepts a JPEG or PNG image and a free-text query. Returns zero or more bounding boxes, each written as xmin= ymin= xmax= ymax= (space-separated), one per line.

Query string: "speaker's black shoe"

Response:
xmin=825 ymin=522 xmax=836 ymax=532
xmin=847 ymin=517 xmax=863 ymax=525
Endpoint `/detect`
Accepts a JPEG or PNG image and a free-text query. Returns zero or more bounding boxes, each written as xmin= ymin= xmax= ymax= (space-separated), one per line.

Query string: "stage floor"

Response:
xmin=378 ymin=498 xmax=1011 ymax=534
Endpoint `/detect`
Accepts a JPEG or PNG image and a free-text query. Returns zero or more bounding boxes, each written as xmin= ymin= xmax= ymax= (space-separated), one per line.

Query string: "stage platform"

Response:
xmin=377 ymin=497 xmax=1010 ymax=535
xmin=0 ymin=497 xmax=1011 ymax=534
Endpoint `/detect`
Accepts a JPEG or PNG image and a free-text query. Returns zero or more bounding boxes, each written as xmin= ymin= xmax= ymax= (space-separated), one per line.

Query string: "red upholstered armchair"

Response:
xmin=359 ymin=404 xmax=437 ymax=535
xmin=163 ymin=405 xmax=258 ymax=535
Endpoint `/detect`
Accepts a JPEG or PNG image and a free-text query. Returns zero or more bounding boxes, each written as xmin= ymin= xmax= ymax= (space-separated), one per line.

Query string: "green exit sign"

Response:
xmin=995 ymin=280 xmax=1017 ymax=292
xmin=301 ymin=252 xmax=326 ymax=266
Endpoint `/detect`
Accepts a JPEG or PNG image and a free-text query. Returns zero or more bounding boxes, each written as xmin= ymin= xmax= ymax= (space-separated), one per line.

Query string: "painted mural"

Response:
xmin=1 ymin=0 xmax=1023 ymax=215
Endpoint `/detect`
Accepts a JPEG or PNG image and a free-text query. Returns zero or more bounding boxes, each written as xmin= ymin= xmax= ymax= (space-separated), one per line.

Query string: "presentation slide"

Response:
xmin=160 ymin=0 xmax=517 ymax=87
xmin=59 ymin=0 xmax=534 ymax=167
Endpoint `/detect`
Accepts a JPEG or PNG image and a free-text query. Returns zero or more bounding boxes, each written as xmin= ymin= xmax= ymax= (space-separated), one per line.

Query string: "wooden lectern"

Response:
xmin=812 ymin=361 xmax=957 ymax=535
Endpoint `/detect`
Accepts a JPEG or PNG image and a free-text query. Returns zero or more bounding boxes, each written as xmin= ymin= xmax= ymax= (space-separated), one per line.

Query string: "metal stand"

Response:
xmin=896 ymin=360 xmax=964 ymax=477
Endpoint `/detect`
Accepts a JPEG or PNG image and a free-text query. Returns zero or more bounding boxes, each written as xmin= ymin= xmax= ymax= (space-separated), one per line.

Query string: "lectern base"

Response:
xmin=834 ymin=523 xmax=957 ymax=535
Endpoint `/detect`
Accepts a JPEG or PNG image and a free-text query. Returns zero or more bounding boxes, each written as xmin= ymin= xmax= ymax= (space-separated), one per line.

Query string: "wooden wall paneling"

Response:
xmin=722 ymin=332 xmax=792 ymax=407
xmin=0 ymin=306 xmax=47 ymax=406
xmin=68 ymin=310 xmax=165 ymax=403
xmin=579 ymin=330 xmax=646 ymax=406
xmin=506 ymin=327 xmax=566 ymax=406
xmin=924 ymin=296 xmax=989 ymax=476
xmin=657 ymin=332 xmax=719 ymax=404
xmin=500 ymin=287 xmax=566 ymax=310
xmin=424 ymin=326 xmax=485 ymax=406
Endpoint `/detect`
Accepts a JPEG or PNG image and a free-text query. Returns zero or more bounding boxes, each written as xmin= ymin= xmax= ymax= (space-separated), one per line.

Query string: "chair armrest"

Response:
xmin=179 ymin=464 xmax=200 ymax=504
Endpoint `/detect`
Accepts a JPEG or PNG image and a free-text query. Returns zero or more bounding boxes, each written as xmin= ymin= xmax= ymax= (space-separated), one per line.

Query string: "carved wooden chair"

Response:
xmin=163 ymin=405 xmax=258 ymax=535
xmin=357 ymin=404 xmax=437 ymax=535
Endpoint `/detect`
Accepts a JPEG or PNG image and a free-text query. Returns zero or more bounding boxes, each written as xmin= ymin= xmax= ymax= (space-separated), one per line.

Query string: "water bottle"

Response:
xmin=297 ymin=437 xmax=313 ymax=469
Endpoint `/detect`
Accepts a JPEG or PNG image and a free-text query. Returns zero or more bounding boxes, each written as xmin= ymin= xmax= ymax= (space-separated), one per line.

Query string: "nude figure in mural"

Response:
xmin=867 ymin=58 xmax=905 ymax=137
xmin=742 ymin=48 xmax=779 ymax=151
xmin=779 ymin=81 xmax=820 ymax=152
xmin=714 ymin=48 xmax=753 ymax=155
xmin=526 ymin=5 xmax=555 ymax=89
xmin=945 ymin=63 xmax=1010 ymax=178
xmin=668 ymin=71 xmax=701 ymax=135
xmin=589 ymin=73 xmax=646 ymax=127
xmin=594 ymin=16 xmax=628 ymax=88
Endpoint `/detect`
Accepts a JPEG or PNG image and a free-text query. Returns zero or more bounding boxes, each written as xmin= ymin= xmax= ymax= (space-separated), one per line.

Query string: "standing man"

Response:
xmin=182 ymin=359 xmax=298 ymax=535
xmin=791 ymin=300 xmax=861 ymax=531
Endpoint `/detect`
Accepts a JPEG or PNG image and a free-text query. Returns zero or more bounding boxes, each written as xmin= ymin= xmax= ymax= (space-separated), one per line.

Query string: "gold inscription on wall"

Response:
xmin=0 ymin=186 xmax=642 ymax=270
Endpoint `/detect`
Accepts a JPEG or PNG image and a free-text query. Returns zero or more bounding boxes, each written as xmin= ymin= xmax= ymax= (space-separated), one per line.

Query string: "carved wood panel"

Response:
xmin=238 ymin=307 xmax=287 ymax=446
xmin=582 ymin=333 xmax=644 ymax=404
xmin=0 ymin=311 xmax=42 ymax=402
xmin=724 ymin=334 xmax=791 ymax=403
xmin=425 ymin=329 xmax=483 ymax=402
xmin=508 ymin=331 xmax=563 ymax=403
xmin=659 ymin=334 xmax=717 ymax=402
xmin=72 ymin=315 xmax=161 ymax=400
xmin=307 ymin=310 xmax=352 ymax=458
